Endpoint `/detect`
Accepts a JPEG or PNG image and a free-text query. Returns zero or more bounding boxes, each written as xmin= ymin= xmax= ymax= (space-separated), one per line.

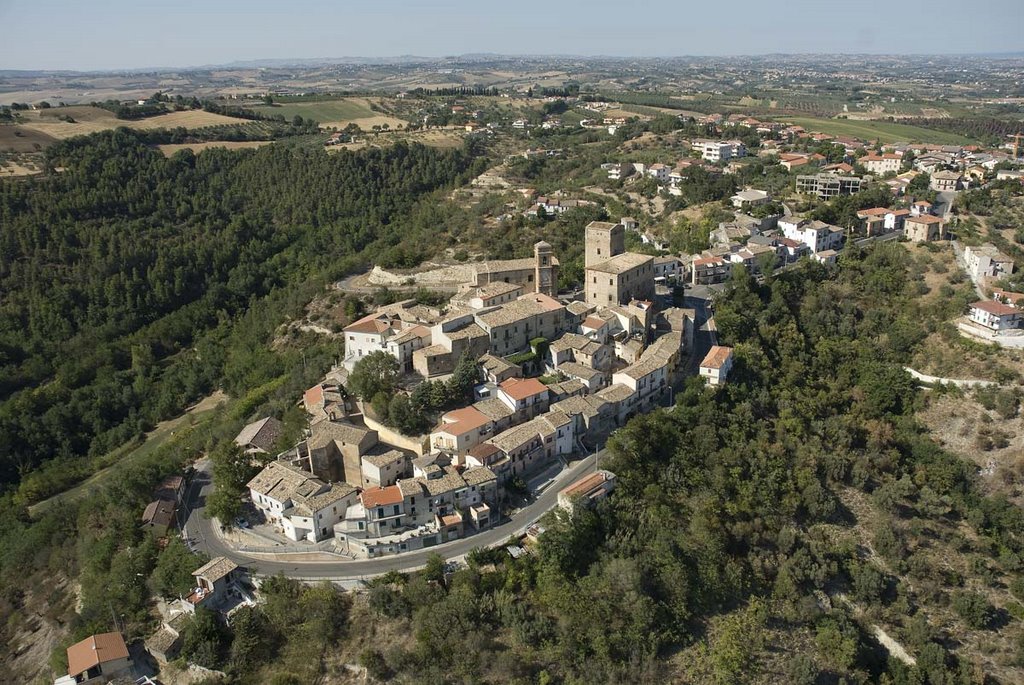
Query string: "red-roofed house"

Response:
xmin=699 ymin=345 xmax=734 ymax=386
xmin=63 ymin=632 xmax=131 ymax=684
xmin=497 ymin=377 xmax=550 ymax=420
xmin=557 ymin=469 xmax=617 ymax=510
xmin=969 ymin=300 xmax=1024 ymax=332
xmin=430 ymin=406 xmax=494 ymax=456
xmin=692 ymin=256 xmax=731 ymax=285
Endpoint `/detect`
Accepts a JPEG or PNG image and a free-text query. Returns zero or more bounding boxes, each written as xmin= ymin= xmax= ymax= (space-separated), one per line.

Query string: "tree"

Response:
xmin=180 ymin=607 xmax=230 ymax=669
xmin=348 ymin=351 xmax=400 ymax=401
xmin=151 ymin=538 xmax=207 ymax=598
xmin=446 ymin=354 xmax=480 ymax=405
xmin=229 ymin=606 xmax=276 ymax=672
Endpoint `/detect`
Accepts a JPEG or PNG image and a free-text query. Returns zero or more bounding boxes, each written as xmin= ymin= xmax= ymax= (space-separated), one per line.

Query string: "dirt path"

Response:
xmin=904 ymin=366 xmax=999 ymax=388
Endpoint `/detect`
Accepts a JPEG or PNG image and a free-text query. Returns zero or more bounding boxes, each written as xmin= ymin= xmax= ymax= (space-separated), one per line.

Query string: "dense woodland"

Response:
xmin=0 ymin=130 xmax=484 ymax=501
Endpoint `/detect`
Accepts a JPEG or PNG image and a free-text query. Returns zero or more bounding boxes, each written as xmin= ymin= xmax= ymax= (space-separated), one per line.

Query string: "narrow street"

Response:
xmin=180 ymin=287 xmax=718 ymax=582
xmin=183 ymin=450 xmax=602 ymax=581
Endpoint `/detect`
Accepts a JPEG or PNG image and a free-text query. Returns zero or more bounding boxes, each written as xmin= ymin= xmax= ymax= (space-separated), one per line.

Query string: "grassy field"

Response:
xmin=0 ymin=124 xmax=59 ymax=152
xmin=251 ymin=97 xmax=406 ymax=129
xmin=777 ymin=116 xmax=977 ymax=145
xmin=16 ymin=106 xmax=254 ymax=141
xmin=27 ymin=389 xmax=229 ymax=516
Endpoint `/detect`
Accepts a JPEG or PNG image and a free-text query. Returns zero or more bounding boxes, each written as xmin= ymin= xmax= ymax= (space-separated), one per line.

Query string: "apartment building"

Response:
xmin=861 ymin=154 xmax=901 ymax=175
xmin=779 ymin=217 xmax=844 ymax=254
xmin=796 ymin=174 xmax=864 ymax=198
xmin=904 ymin=215 xmax=945 ymax=243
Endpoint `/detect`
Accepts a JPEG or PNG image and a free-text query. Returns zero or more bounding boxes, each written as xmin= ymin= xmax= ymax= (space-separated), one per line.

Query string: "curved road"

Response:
xmin=183 ymin=451 xmax=600 ymax=580
xmin=183 ymin=291 xmax=715 ymax=582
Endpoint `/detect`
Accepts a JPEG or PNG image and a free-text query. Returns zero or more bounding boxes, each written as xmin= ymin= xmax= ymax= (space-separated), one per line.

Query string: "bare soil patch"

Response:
xmin=157 ymin=141 xmax=272 ymax=156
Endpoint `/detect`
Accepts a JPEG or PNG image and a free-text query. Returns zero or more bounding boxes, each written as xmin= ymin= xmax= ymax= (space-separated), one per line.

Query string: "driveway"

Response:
xmin=182 ymin=451 xmax=601 ymax=581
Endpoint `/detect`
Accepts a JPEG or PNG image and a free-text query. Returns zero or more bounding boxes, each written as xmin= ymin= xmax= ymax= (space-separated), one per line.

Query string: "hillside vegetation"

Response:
xmin=0 ymin=130 xmax=483 ymax=504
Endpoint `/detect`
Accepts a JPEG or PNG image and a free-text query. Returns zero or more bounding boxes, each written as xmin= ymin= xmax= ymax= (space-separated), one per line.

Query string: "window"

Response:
xmin=377 ymin=507 xmax=384 ymax=517
xmin=393 ymin=504 xmax=400 ymax=515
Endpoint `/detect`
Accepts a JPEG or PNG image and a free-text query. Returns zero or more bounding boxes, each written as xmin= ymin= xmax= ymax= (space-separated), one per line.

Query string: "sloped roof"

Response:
xmin=67 ymin=633 xmax=129 ymax=678
xmin=701 ymin=345 xmax=734 ymax=370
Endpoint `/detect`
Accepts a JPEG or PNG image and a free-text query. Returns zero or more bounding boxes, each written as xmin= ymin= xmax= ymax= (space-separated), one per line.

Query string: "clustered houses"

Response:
xmin=243 ymin=229 xmax=698 ymax=558
xmin=247 ymin=461 xmax=360 ymax=542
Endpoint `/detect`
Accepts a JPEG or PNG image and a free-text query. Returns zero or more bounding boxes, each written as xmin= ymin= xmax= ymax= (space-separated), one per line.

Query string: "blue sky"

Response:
xmin=0 ymin=0 xmax=1020 ymax=71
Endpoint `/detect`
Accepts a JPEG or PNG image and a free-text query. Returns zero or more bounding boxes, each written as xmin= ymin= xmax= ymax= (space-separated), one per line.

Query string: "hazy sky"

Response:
xmin=1 ymin=0 xmax=1021 ymax=71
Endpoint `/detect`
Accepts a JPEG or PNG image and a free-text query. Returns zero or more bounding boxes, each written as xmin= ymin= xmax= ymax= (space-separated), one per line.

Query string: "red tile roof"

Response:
xmin=67 ymin=633 xmax=129 ymax=678
xmin=700 ymin=345 xmax=734 ymax=370
xmin=361 ymin=485 xmax=403 ymax=508
xmin=499 ymin=377 xmax=548 ymax=401
xmin=436 ymin=406 xmax=491 ymax=437
xmin=304 ymin=384 xmax=324 ymax=408
xmin=972 ymin=300 xmax=1020 ymax=316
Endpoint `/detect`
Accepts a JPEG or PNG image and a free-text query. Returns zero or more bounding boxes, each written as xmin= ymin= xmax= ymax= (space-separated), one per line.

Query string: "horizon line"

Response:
xmin=2 ymin=50 xmax=1023 ymax=76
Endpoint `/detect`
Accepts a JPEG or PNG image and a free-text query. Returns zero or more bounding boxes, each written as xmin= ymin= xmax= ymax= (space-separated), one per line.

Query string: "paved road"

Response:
xmin=681 ymin=292 xmax=717 ymax=376
xmin=183 ymin=451 xmax=601 ymax=580
xmin=182 ymin=292 xmax=715 ymax=581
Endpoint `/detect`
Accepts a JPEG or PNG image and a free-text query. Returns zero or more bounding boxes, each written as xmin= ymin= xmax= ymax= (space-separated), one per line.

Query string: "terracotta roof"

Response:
xmin=499 ymin=377 xmax=548 ymax=401
xmin=907 ymin=215 xmax=943 ymax=224
xmin=361 ymin=484 xmax=403 ymax=508
xmin=67 ymin=632 xmax=129 ymax=678
xmin=561 ymin=470 xmax=613 ymax=499
xmin=435 ymin=406 xmax=492 ymax=437
xmin=700 ymin=345 xmax=734 ymax=370
xmin=857 ymin=207 xmax=890 ymax=217
xmin=972 ymin=300 xmax=1020 ymax=316
xmin=304 ymin=384 xmax=325 ymax=409
xmin=992 ymin=289 xmax=1024 ymax=304
xmin=582 ymin=316 xmax=606 ymax=330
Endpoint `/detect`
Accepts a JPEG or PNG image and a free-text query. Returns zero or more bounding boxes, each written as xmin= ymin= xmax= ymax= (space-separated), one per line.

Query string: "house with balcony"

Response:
xmin=968 ymin=300 xmax=1024 ymax=332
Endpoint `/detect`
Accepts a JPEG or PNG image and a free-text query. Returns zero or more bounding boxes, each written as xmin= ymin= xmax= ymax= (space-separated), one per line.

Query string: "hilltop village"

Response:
xmin=236 ymin=223 xmax=728 ymax=557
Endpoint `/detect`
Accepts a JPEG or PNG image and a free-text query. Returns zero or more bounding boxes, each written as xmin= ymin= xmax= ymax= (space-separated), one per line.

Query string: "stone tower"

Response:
xmin=585 ymin=221 xmax=625 ymax=268
xmin=534 ymin=240 xmax=558 ymax=296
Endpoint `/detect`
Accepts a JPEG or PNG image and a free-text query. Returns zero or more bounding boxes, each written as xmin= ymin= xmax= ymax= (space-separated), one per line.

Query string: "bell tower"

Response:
xmin=534 ymin=241 xmax=557 ymax=296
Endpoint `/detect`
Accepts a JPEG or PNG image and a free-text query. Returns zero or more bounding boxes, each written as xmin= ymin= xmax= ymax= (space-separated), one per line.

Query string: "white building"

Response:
xmin=779 ymin=217 xmax=844 ymax=255
xmin=964 ymin=243 xmax=1015 ymax=283
xmin=861 ymin=154 xmax=901 ymax=175
xmin=730 ymin=188 xmax=771 ymax=209
xmin=247 ymin=461 xmax=360 ymax=542
xmin=699 ymin=345 xmax=734 ymax=386
xmin=969 ymin=300 xmax=1024 ymax=332
xmin=696 ymin=139 xmax=747 ymax=162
